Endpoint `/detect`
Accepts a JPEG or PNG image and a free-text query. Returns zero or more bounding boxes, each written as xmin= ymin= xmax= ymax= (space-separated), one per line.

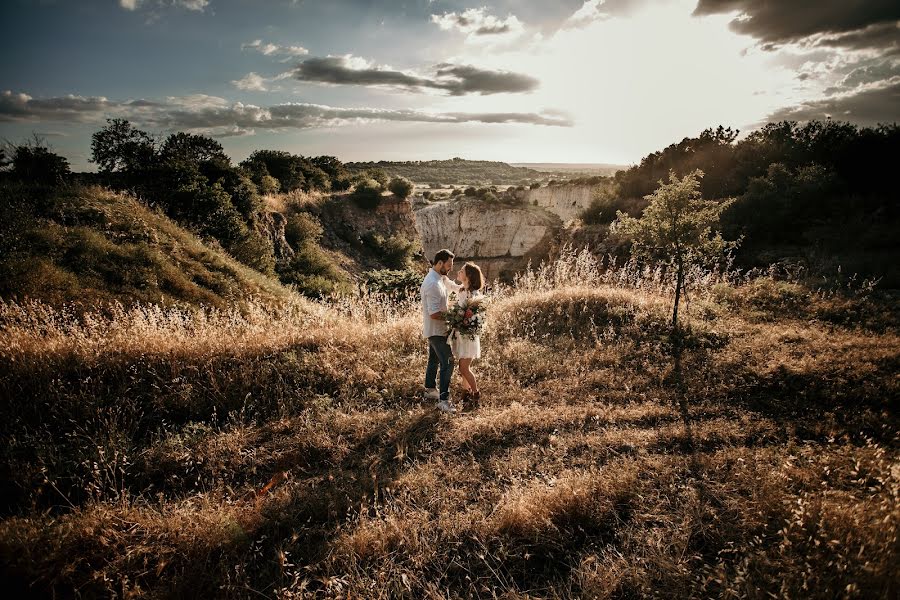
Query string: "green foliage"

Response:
xmin=362 ymin=232 xmax=416 ymax=269
xmin=346 ymin=158 xmax=541 ymax=185
xmin=612 ymin=170 xmax=737 ymax=327
xmin=724 ymin=163 xmax=839 ymax=244
xmin=257 ymin=174 xmax=280 ymax=195
xmin=90 ymin=119 xmax=156 ymax=174
xmin=388 ymin=176 xmax=413 ymax=199
xmin=350 ymin=180 xmax=383 ymax=210
xmin=160 ymin=132 xmax=228 ymax=166
xmin=10 ymin=143 xmax=70 ymax=184
xmin=580 ymin=181 xmax=644 ymax=225
xmin=364 ymin=269 xmax=423 ymax=296
xmin=284 ymin=212 xmax=324 ymax=249
xmin=241 ymin=150 xmax=308 ymax=193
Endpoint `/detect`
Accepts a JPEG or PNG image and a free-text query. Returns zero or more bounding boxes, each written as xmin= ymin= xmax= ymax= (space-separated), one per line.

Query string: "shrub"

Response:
xmin=422 ymin=191 xmax=432 ymax=200
xmin=10 ymin=144 xmax=70 ymax=184
xmin=530 ymin=182 xmax=541 ymax=189
xmin=351 ymin=180 xmax=383 ymax=210
xmin=388 ymin=177 xmax=413 ymax=199
xmin=450 ymin=188 xmax=463 ymax=197
xmin=464 ymin=186 xmax=477 ymax=197
xmin=362 ymin=233 xmax=416 ymax=269
xmin=365 ymin=269 xmax=423 ymax=296
xmin=284 ymin=212 xmax=324 ymax=249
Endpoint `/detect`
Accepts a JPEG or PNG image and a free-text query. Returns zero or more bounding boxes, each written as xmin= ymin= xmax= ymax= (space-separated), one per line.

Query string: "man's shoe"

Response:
xmin=436 ymin=399 xmax=456 ymax=414
xmin=424 ymin=388 xmax=440 ymax=400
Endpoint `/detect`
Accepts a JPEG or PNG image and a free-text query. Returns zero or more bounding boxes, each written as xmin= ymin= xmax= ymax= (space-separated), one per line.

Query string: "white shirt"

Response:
xmin=420 ymin=268 xmax=461 ymax=338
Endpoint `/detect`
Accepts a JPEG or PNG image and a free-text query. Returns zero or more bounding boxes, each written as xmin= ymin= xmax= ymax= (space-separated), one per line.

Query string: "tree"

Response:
xmin=9 ymin=140 xmax=70 ymax=184
xmin=611 ymin=170 xmax=737 ymax=330
xmin=160 ymin=132 xmax=228 ymax=166
xmin=350 ymin=179 xmax=383 ymax=209
xmin=241 ymin=150 xmax=306 ymax=192
xmin=90 ymin=119 xmax=156 ymax=173
xmin=388 ymin=176 xmax=413 ymax=199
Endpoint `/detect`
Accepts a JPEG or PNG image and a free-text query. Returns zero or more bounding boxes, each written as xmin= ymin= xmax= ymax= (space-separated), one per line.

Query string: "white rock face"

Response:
xmin=523 ymin=185 xmax=596 ymax=223
xmin=413 ymin=199 xmax=561 ymax=278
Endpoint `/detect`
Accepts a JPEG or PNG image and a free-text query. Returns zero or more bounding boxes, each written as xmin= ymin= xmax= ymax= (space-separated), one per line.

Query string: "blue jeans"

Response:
xmin=425 ymin=335 xmax=454 ymax=401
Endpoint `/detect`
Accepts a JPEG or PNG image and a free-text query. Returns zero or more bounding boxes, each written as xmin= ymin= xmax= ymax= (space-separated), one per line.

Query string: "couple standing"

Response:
xmin=420 ymin=249 xmax=485 ymax=414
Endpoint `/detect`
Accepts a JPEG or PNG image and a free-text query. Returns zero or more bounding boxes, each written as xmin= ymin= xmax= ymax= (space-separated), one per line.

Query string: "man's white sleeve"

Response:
xmin=424 ymin=282 xmax=443 ymax=315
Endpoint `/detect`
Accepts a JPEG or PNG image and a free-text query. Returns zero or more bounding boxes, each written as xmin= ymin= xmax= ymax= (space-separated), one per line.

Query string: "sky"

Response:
xmin=2 ymin=0 xmax=898 ymax=171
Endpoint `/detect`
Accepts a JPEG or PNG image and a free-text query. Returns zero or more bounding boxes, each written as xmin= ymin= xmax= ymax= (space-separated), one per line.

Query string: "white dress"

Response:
xmin=450 ymin=289 xmax=482 ymax=359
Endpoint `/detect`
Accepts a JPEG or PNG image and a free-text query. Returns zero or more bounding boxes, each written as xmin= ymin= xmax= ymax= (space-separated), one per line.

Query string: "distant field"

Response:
xmin=511 ymin=163 xmax=629 ymax=176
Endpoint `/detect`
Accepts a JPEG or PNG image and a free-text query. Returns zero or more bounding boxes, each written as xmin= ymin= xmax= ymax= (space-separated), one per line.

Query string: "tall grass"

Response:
xmin=0 ymin=249 xmax=897 ymax=598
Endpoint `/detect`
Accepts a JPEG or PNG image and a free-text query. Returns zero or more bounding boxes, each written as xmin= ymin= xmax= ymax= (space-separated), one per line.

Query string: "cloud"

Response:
xmin=119 ymin=0 xmax=209 ymax=12
xmin=0 ymin=90 xmax=572 ymax=134
xmin=0 ymin=91 xmax=114 ymax=122
xmin=765 ymin=80 xmax=900 ymax=126
xmin=565 ymin=0 xmax=610 ymax=29
xmin=289 ymin=56 xmax=539 ymax=95
xmin=231 ymin=72 xmax=269 ymax=91
xmin=431 ymin=8 xmax=525 ymax=37
xmin=692 ymin=0 xmax=900 ymax=47
xmin=241 ymin=39 xmax=309 ymax=59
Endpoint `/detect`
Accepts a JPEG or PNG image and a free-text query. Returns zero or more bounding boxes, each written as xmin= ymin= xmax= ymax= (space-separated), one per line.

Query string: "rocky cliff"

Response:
xmin=523 ymin=185 xmax=595 ymax=224
xmin=413 ymin=199 xmax=561 ymax=280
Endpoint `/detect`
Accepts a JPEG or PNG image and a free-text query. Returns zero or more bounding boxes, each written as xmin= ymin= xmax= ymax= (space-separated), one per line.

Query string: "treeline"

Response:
xmin=1 ymin=120 xmax=418 ymax=297
xmin=346 ymin=157 xmax=541 ymax=185
xmin=583 ymin=121 xmax=900 ymax=280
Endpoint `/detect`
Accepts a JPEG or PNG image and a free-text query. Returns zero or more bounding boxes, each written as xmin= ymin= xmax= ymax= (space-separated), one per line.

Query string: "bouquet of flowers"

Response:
xmin=446 ymin=298 xmax=486 ymax=340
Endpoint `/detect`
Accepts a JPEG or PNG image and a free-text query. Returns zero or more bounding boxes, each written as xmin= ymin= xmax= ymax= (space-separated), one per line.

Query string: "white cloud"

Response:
xmin=176 ymin=0 xmax=209 ymax=11
xmin=231 ymin=72 xmax=269 ymax=91
xmin=565 ymin=0 xmax=610 ymax=29
xmin=119 ymin=0 xmax=140 ymax=10
xmin=241 ymin=39 xmax=309 ymax=60
xmin=431 ymin=8 xmax=525 ymax=39
xmin=0 ymin=90 xmax=571 ymax=134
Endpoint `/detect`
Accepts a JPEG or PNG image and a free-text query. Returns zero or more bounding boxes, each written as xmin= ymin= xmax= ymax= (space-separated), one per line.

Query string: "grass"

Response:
xmin=0 ymin=182 xmax=294 ymax=310
xmin=0 ymin=248 xmax=897 ymax=598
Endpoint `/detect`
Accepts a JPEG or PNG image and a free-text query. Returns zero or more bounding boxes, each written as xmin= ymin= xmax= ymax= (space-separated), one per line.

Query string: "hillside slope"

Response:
xmin=0 ymin=183 xmax=294 ymax=309
xmin=0 ymin=253 xmax=896 ymax=598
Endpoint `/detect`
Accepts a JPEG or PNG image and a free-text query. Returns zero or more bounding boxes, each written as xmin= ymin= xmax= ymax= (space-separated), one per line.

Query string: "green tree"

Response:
xmin=90 ymin=119 xmax=156 ymax=174
xmin=350 ymin=179 xmax=383 ymax=209
xmin=9 ymin=142 xmax=70 ymax=184
xmin=387 ymin=176 xmax=413 ymax=199
xmin=612 ymin=170 xmax=737 ymax=330
xmin=160 ymin=132 xmax=228 ymax=166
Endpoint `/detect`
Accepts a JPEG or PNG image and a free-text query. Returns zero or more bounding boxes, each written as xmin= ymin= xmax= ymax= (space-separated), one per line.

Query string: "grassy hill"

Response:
xmin=0 ymin=250 xmax=896 ymax=598
xmin=346 ymin=158 xmax=542 ymax=185
xmin=0 ymin=182 xmax=294 ymax=309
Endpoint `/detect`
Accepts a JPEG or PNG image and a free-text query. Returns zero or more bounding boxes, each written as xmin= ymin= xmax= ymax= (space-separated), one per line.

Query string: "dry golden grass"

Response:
xmin=0 ymin=251 xmax=897 ymax=598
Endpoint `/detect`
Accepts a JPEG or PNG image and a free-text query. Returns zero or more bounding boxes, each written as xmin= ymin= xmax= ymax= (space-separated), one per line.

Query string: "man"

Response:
xmin=420 ymin=248 xmax=461 ymax=413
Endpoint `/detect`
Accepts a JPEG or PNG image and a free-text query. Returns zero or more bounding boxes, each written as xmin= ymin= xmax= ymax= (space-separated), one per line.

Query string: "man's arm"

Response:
xmin=424 ymin=283 xmax=445 ymax=320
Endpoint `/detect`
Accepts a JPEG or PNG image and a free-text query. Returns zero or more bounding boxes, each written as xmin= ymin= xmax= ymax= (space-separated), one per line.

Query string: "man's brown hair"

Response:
xmin=433 ymin=249 xmax=455 ymax=265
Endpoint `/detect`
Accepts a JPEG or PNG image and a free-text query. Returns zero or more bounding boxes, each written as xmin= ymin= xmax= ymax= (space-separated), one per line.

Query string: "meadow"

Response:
xmin=1 ymin=248 xmax=897 ymax=599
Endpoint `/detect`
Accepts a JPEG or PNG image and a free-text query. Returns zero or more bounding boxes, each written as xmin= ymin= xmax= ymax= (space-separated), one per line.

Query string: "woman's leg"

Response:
xmin=458 ymin=358 xmax=478 ymax=394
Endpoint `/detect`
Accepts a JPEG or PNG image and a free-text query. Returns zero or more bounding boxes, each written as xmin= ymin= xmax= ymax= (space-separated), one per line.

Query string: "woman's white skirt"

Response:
xmin=450 ymin=332 xmax=481 ymax=359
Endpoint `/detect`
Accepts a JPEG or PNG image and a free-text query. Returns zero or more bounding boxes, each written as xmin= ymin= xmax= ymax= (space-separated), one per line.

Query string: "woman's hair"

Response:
xmin=463 ymin=262 xmax=484 ymax=291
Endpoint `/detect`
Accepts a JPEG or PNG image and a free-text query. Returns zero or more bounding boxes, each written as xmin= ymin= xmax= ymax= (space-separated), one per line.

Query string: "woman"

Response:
xmin=450 ymin=262 xmax=485 ymax=404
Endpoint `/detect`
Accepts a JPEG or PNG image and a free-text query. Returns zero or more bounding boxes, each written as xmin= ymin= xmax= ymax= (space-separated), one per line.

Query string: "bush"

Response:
xmin=285 ymin=212 xmax=324 ymax=249
xmin=422 ymin=191 xmax=432 ymax=200
xmin=362 ymin=232 xmax=417 ymax=269
xmin=464 ymin=186 xmax=477 ymax=197
xmin=530 ymin=182 xmax=541 ymax=189
xmin=351 ymin=180 xmax=383 ymax=210
xmin=388 ymin=177 xmax=413 ymax=199
xmin=365 ymin=269 xmax=423 ymax=296
xmin=10 ymin=144 xmax=70 ymax=184
xmin=450 ymin=188 xmax=463 ymax=197
xmin=580 ymin=182 xmax=633 ymax=225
